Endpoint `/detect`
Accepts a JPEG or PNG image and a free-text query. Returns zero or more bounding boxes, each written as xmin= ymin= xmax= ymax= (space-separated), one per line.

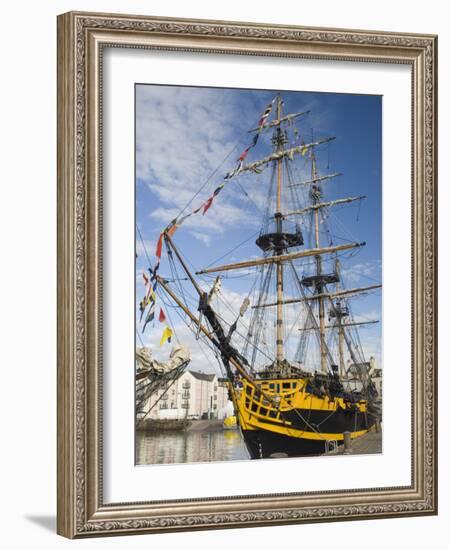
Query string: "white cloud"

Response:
xmin=148 ymin=197 xmax=251 ymax=235
xmin=136 ymin=85 xmax=272 ymax=242
xmin=136 ymin=238 xmax=153 ymax=257
xmin=190 ymin=232 xmax=211 ymax=246
xmin=342 ymin=259 xmax=382 ymax=285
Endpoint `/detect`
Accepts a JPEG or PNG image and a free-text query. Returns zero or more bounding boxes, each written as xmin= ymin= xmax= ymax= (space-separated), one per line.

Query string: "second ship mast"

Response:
xmin=192 ymin=93 xmax=380 ymax=380
xmin=274 ymin=95 xmax=285 ymax=365
xmin=310 ymin=148 xmax=328 ymax=372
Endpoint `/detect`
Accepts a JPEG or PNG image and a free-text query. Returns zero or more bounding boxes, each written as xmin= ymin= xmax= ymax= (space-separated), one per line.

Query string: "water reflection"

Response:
xmin=137 ymin=429 xmax=249 ymax=465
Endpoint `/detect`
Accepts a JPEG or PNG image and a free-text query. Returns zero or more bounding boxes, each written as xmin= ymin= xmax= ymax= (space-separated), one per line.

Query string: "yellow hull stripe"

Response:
xmin=239 ymin=412 xmax=372 ymax=441
xmin=230 ymin=377 xmax=372 ymax=442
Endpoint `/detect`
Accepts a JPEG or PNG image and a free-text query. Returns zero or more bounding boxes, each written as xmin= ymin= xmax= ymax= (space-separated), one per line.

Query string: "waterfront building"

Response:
xmin=141 ymin=370 xmax=233 ymax=420
xmin=344 ymin=356 xmax=382 ymax=399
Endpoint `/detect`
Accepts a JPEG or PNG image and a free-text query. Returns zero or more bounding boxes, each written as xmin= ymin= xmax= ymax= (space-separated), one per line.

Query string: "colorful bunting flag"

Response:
xmin=159 ymin=308 xmax=166 ymax=323
xmin=160 ymin=326 xmax=173 ymax=346
xmin=147 ymin=288 xmax=156 ymax=303
xmin=139 ymin=298 xmax=147 ymax=321
xmin=238 ymin=147 xmax=250 ymax=162
xmin=224 ymin=160 xmax=243 ymax=180
xmin=258 ymin=101 xmax=273 ymax=127
xmin=213 ymin=184 xmax=224 ymax=196
xmin=151 ymin=261 xmax=160 ymax=281
xmin=202 ymin=196 xmax=214 ymax=215
xmin=142 ymin=301 xmax=155 ymax=332
xmin=138 ymin=274 xmax=161 ymax=327
xmin=155 ymin=233 xmax=163 ymax=259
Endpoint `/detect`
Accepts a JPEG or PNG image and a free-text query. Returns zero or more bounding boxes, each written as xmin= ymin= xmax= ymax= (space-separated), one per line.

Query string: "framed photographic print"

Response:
xmin=57 ymin=11 xmax=437 ymax=538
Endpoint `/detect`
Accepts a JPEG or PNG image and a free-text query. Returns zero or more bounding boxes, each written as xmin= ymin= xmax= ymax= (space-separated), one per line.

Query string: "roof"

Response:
xmin=188 ymin=370 xmax=216 ymax=382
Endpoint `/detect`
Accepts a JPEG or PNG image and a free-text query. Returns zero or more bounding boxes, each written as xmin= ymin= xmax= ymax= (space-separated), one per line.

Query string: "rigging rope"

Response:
xmin=203 ymin=230 xmax=260 ymax=270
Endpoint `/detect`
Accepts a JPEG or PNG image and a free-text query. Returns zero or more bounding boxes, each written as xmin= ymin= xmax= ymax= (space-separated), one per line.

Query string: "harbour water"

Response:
xmin=136 ymin=421 xmax=382 ymax=464
xmin=136 ymin=427 xmax=249 ymax=465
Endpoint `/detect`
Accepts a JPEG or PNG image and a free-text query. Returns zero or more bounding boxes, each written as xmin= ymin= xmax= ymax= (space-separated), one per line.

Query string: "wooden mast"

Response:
xmin=275 ymin=94 xmax=284 ymax=365
xmin=251 ymin=283 xmax=381 ymax=308
xmin=235 ymin=137 xmax=335 ymax=176
xmin=248 ymin=109 xmax=310 ymax=132
xmin=310 ymin=149 xmax=327 ymax=373
xmin=335 ymin=259 xmax=346 ymax=377
xmin=297 ymin=320 xmax=379 ymax=331
xmin=282 ymin=195 xmax=366 ymax=217
xmin=289 ymin=172 xmax=342 ymax=188
xmin=196 ymin=241 xmax=366 ymax=275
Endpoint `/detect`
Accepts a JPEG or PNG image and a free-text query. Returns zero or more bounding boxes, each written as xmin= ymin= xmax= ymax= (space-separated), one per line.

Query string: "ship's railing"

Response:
xmin=239 ymin=378 xmax=368 ymax=430
xmin=240 ymin=379 xmax=301 ymax=424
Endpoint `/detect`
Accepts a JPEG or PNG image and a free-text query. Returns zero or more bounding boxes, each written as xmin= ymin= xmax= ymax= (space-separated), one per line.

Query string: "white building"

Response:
xmin=344 ymin=356 xmax=382 ymax=399
xmin=370 ymin=367 xmax=383 ymax=399
xmin=142 ymin=370 xmax=232 ymax=420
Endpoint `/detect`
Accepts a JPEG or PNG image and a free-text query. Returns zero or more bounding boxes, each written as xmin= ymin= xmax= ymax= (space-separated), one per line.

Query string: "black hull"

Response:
xmin=243 ymin=429 xmax=329 ymax=458
xmin=242 ymin=407 xmax=377 ymax=459
xmin=281 ymin=406 xmax=375 ymax=434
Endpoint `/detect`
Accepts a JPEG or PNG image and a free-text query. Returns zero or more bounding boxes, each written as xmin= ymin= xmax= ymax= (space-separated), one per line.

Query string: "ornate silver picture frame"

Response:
xmin=57 ymin=11 xmax=437 ymax=538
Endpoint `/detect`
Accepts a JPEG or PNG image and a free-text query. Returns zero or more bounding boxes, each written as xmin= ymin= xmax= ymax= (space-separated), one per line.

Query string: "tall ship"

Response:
xmin=138 ymin=93 xmax=381 ymax=459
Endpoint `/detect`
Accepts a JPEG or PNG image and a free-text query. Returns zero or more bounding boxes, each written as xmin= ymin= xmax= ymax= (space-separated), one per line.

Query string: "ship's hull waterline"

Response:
xmin=242 ymin=429 xmax=332 ymax=459
xmin=234 ymin=377 xmax=377 ymax=458
xmin=241 ymin=414 xmax=376 ymax=459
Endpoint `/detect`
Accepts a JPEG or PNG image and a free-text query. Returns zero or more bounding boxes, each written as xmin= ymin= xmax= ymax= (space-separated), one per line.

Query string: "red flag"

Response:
xmin=155 ymin=234 xmax=163 ymax=259
xmin=238 ymin=147 xmax=250 ymax=162
xmin=159 ymin=308 xmax=166 ymax=323
xmin=167 ymin=224 xmax=178 ymax=237
xmin=202 ymin=196 xmax=214 ymax=215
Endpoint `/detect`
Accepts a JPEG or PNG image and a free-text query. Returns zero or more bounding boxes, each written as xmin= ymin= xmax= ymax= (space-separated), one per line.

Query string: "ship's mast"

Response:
xmin=183 ymin=94 xmax=378 ymax=381
xmin=135 ymin=89 xmax=386 ymax=417
xmin=310 ymin=149 xmax=327 ymax=373
xmin=335 ymin=259 xmax=346 ymax=377
xmin=275 ymin=94 xmax=285 ymax=365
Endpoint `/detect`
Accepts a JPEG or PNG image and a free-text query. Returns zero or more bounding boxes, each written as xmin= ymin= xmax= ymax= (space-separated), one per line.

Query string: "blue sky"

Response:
xmin=135 ymin=84 xmax=382 ymax=373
